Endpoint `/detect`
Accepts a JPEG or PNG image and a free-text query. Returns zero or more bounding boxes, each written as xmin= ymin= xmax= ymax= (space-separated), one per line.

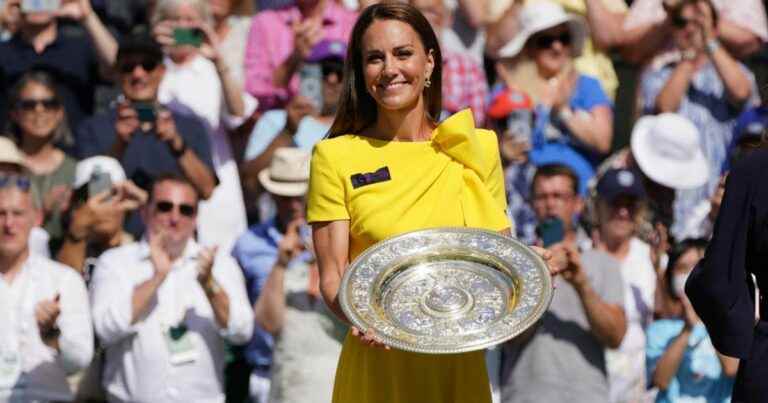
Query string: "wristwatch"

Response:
xmin=706 ymin=38 xmax=721 ymax=55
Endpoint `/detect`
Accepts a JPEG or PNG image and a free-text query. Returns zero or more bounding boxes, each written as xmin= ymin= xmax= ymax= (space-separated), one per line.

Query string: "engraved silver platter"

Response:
xmin=339 ymin=227 xmax=553 ymax=354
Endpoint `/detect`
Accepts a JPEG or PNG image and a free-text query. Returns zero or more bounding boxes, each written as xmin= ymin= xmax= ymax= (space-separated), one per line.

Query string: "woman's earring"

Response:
xmin=424 ymin=77 xmax=432 ymax=88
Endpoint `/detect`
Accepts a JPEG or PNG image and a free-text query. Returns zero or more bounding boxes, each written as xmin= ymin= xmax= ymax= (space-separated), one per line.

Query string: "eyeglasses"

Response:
xmin=0 ymin=174 xmax=31 ymax=192
xmin=533 ymin=32 xmax=572 ymax=49
xmin=16 ymin=98 xmax=61 ymax=112
xmin=154 ymin=200 xmax=196 ymax=217
xmin=119 ymin=59 xmax=160 ymax=74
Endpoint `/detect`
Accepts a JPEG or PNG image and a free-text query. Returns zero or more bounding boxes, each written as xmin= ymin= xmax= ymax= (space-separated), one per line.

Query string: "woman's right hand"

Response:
xmin=351 ymin=326 xmax=391 ymax=350
xmin=682 ymin=297 xmax=701 ymax=330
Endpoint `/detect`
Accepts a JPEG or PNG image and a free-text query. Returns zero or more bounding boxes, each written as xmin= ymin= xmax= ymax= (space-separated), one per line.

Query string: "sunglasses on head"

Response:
xmin=16 ymin=98 xmax=61 ymax=112
xmin=534 ymin=32 xmax=572 ymax=49
xmin=0 ymin=174 xmax=31 ymax=192
xmin=154 ymin=200 xmax=196 ymax=217
xmin=119 ymin=59 xmax=160 ymax=74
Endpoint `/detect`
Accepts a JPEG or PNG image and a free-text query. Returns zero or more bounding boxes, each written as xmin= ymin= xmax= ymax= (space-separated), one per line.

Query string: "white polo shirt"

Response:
xmin=0 ymin=255 xmax=93 ymax=402
xmin=90 ymin=239 xmax=254 ymax=403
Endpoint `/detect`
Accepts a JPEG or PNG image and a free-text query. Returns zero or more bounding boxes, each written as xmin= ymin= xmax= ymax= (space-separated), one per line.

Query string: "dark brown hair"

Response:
xmin=5 ymin=70 xmax=71 ymax=147
xmin=327 ymin=2 xmax=443 ymax=138
xmin=531 ymin=163 xmax=579 ymax=196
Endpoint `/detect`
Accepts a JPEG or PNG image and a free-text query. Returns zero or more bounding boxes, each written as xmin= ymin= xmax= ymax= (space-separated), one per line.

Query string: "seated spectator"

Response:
xmin=646 ymin=238 xmax=739 ymax=402
xmin=242 ymin=39 xmax=345 ymax=221
xmin=640 ymin=0 xmax=759 ymax=240
xmin=728 ymin=102 xmax=768 ymax=167
xmin=0 ymin=0 xmax=117 ymax=128
xmin=0 ymin=136 xmax=52 ymax=256
xmin=56 ymin=156 xmax=146 ymax=279
xmin=623 ymin=0 xmax=767 ymax=62
xmin=89 ymin=174 xmax=254 ymax=403
xmin=498 ymin=1 xmax=613 ymax=193
xmin=0 ymin=168 xmax=93 ymax=402
xmin=75 ymin=34 xmax=217 ymax=238
xmin=4 ymin=70 xmax=75 ymax=247
xmin=410 ymin=0 xmax=488 ymax=126
xmin=0 ymin=0 xmax=21 ymax=40
xmin=234 ymin=147 xmax=344 ymax=403
xmin=487 ymin=87 xmax=537 ymax=244
xmin=501 ymin=163 xmax=626 ymax=403
xmin=592 ymin=168 xmax=657 ymax=402
xmin=244 ymin=0 xmax=357 ymax=110
xmin=152 ymin=0 xmax=258 ymax=250
xmin=212 ymin=0 xmax=255 ymax=88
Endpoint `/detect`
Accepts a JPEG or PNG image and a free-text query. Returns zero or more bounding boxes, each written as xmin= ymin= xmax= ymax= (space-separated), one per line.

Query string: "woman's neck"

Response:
xmin=371 ymin=104 xmax=433 ymax=142
xmin=21 ymin=136 xmax=62 ymax=174
xmin=599 ymin=235 xmax=632 ymax=261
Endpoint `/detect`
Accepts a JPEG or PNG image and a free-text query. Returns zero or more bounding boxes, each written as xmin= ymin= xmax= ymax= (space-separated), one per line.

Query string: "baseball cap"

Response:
xmin=306 ymin=40 xmax=347 ymax=63
xmin=596 ymin=168 xmax=646 ymax=202
xmin=74 ymin=156 xmax=126 ymax=189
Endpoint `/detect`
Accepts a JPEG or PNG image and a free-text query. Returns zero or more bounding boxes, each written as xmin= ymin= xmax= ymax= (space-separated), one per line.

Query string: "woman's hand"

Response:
xmin=351 ymin=326 xmax=391 ymax=350
xmin=196 ymin=22 xmax=223 ymax=63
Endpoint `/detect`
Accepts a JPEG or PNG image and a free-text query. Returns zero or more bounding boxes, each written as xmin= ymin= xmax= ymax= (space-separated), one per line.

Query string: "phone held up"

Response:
xmin=536 ymin=217 xmax=565 ymax=248
xmin=173 ymin=27 xmax=204 ymax=48
xmin=21 ymin=0 xmax=60 ymax=13
xmin=299 ymin=63 xmax=323 ymax=111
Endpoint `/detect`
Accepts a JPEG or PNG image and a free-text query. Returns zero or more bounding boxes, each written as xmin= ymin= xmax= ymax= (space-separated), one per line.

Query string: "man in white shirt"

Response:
xmin=90 ymin=174 xmax=254 ymax=403
xmin=0 ymin=171 xmax=93 ymax=402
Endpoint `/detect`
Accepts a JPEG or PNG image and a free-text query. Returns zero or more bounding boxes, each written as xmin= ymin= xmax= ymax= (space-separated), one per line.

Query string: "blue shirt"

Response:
xmin=231 ymin=217 xmax=313 ymax=370
xmin=0 ymin=32 xmax=100 ymax=129
xmin=530 ymin=75 xmax=610 ymax=194
xmin=646 ymin=319 xmax=734 ymax=403
xmin=244 ymin=110 xmax=329 ymax=161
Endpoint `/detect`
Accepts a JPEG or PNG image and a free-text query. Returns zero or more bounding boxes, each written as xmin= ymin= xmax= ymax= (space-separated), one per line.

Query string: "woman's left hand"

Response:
xmin=351 ymin=326 xmax=391 ymax=350
xmin=196 ymin=22 xmax=222 ymax=63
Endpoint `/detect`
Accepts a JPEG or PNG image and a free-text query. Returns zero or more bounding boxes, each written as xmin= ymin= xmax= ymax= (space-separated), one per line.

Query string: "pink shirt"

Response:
xmin=244 ymin=3 xmax=357 ymax=110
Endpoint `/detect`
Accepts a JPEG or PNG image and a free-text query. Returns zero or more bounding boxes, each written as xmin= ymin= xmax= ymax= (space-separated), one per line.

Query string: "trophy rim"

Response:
xmin=339 ymin=227 xmax=553 ymax=354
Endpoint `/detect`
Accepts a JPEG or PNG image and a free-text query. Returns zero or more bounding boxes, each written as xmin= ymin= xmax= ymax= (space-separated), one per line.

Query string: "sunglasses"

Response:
xmin=670 ymin=15 xmax=695 ymax=28
xmin=16 ymin=98 xmax=61 ymax=112
xmin=534 ymin=32 xmax=572 ymax=49
xmin=0 ymin=174 xmax=31 ymax=192
xmin=119 ymin=59 xmax=160 ymax=74
xmin=154 ymin=200 xmax=196 ymax=217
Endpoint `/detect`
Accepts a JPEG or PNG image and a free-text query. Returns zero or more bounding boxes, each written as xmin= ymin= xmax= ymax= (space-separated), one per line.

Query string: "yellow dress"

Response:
xmin=307 ymin=110 xmax=510 ymax=403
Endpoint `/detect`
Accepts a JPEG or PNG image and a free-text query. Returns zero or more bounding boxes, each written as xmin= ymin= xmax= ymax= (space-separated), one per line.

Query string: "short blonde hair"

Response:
xmin=151 ymin=0 xmax=212 ymax=28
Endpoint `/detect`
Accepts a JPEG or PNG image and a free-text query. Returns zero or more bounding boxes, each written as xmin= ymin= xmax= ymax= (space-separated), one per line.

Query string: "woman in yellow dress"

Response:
xmin=308 ymin=3 xmax=527 ymax=402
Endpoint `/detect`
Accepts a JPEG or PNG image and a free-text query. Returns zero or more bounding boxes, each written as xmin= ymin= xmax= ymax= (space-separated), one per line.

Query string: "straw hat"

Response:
xmin=630 ymin=113 xmax=709 ymax=190
xmin=0 ymin=136 xmax=26 ymax=168
xmin=258 ymin=148 xmax=311 ymax=197
xmin=498 ymin=1 xmax=587 ymax=59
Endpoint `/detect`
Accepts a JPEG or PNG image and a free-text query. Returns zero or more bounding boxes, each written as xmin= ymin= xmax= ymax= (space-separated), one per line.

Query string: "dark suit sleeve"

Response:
xmin=175 ymin=116 xmax=218 ymax=182
xmin=74 ymin=117 xmax=101 ymax=159
xmin=685 ymin=157 xmax=756 ymax=358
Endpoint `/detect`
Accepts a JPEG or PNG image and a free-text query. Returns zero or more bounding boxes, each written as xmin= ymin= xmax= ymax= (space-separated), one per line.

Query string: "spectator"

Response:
xmin=647 ymin=239 xmax=739 ymax=402
xmin=501 ymin=163 xmax=626 ymax=403
xmin=56 ymin=156 xmax=146 ymax=279
xmin=152 ymin=0 xmax=258 ymax=250
xmin=498 ymin=1 xmax=613 ymax=193
xmin=244 ymin=0 xmax=357 ymax=110
xmin=592 ymin=168 xmax=657 ymax=403
xmin=0 ymin=0 xmax=21 ymax=40
xmin=411 ymin=0 xmax=489 ymax=126
xmin=623 ymin=0 xmax=767 ymax=62
xmin=0 ymin=0 xmax=117 ymax=128
xmin=90 ymin=174 xmax=254 ymax=403
xmin=640 ymin=0 xmax=759 ymax=240
xmin=242 ymin=39 xmax=345 ymax=221
xmin=0 ymin=167 xmax=93 ymax=402
xmin=728 ymin=102 xmax=768 ymax=167
xmin=233 ymin=147 xmax=344 ymax=403
xmin=4 ymin=70 xmax=74 ymax=247
xmin=212 ymin=0 xmax=255 ymax=88
xmin=487 ymin=87 xmax=537 ymax=244
xmin=75 ymin=34 xmax=217 ymax=238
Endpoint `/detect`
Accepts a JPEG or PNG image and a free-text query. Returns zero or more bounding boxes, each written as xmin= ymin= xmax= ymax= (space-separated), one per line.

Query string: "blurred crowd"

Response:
xmin=0 ymin=0 xmax=766 ymax=402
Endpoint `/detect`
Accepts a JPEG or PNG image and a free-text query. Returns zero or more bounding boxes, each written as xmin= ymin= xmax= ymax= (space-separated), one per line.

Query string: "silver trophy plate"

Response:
xmin=339 ymin=227 xmax=553 ymax=354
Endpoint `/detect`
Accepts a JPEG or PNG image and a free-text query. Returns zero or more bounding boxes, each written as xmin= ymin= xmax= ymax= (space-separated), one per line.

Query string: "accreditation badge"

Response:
xmin=0 ymin=348 xmax=21 ymax=390
xmin=164 ymin=324 xmax=198 ymax=365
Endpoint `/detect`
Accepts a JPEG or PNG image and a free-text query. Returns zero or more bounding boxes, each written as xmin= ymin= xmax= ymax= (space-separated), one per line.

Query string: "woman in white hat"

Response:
xmin=497 ymin=1 xmax=613 ymax=193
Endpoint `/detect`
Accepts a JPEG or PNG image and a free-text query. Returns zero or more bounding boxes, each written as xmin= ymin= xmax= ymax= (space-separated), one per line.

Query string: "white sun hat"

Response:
xmin=630 ymin=113 xmax=709 ymax=190
xmin=258 ymin=147 xmax=311 ymax=197
xmin=498 ymin=1 xmax=588 ymax=60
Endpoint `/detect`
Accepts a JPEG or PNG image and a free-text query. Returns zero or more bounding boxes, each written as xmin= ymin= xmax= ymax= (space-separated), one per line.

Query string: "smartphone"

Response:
xmin=505 ymin=109 xmax=533 ymax=142
xmin=299 ymin=63 xmax=323 ymax=111
xmin=133 ymin=102 xmax=157 ymax=123
xmin=536 ymin=217 xmax=565 ymax=248
xmin=21 ymin=0 xmax=60 ymax=12
xmin=173 ymin=27 xmax=203 ymax=47
xmin=88 ymin=170 xmax=112 ymax=198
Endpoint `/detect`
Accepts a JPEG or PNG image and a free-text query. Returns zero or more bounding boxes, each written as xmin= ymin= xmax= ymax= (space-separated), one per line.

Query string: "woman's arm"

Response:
xmin=558 ymin=105 xmax=613 ymax=155
xmin=651 ymin=326 xmax=691 ymax=390
xmin=716 ymin=351 xmax=740 ymax=378
xmin=312 ymin=220 xmax=351 ymax=324
xmin=654 ymin=59 xmax=697 ymax=113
